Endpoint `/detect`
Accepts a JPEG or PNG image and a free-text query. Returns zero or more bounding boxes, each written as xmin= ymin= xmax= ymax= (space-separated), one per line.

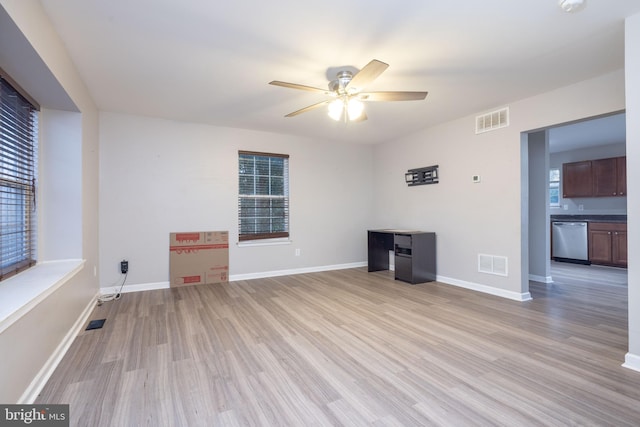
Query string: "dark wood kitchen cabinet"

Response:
xmin=616 ymin=156 xmax=626 ymax=196
xmin=563 ymin=160 xmax=592 ymax=198
xmin=563 ymin=156 xmax=626 ymax=198
xmin=588 ymin=222 xmax=627 ymax=267
xmin=593 ymin=157 xmax=626 ymax=197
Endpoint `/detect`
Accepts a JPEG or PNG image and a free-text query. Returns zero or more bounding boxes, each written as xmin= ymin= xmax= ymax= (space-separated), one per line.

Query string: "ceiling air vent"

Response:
xmin=475 ymin=107 xmax=509 ymax=134
xmin=478 ymin=254 xmax=508 ymax=276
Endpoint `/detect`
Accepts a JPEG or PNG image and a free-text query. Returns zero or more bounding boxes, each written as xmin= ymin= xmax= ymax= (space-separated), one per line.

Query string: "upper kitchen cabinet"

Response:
xmin=616 ymin=156 xmax=626 ymax=196
xmin=592 ymin=157 xmax=616 ymax=196
xmin=563 ymin=160 xmax=593 ymax=198
xmin=562 ymin=156 xmax=626 ymax=198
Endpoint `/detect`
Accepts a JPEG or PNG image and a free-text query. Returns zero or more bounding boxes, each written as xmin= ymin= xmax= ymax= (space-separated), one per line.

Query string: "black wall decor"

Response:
xmin=405 ymin=165 xmax=439 ymax=186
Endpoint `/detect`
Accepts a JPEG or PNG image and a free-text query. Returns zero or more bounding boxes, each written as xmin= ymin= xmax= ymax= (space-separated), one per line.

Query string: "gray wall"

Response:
xmin=528 ymin=131 xmax=550 ymax=283
xmin=98 ymin=112 xmax=375 ymax=288
xmin=624 ymin=11 xmax=640 ymax=370
xmin=372 ymin=69 xmax=625 ymax=301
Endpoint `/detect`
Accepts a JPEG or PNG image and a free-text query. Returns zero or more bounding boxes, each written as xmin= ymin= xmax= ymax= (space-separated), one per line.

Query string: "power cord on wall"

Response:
xmin=97 ymin=271 xmax=128 ymax=305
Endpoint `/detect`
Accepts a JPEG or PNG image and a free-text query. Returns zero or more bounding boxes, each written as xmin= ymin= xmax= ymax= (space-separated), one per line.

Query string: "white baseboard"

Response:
xmin=106 ymin=262 xmax=369 ymax=294
xmin=529 ymin=274 xmax=553 ymax=283
xmin=110 ymin=266 xmax=536 ymax=304
xmin=119 ymin=281 xmax=170 ymax=294
xmin=230 ymin=262 xmax=367 ymax=281
xmin=622 ymin=353 xmax=640 ymax=372
xmin=437 ymin=275 xmax=533 ymax=302
xmin=19 ymin=292 xmax=99 ymax=404
xmin=108 ymin=264 xmax=534 ymax=303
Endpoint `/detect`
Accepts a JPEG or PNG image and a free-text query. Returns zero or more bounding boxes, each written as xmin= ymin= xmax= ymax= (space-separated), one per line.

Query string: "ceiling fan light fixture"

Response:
xmin=558 ymin=0 xmax=586 ymax=13
xmin=270 ymin=59 xmax=427 ymax=121
xmin=347 ymin=99 xmax=364 ymax=121
xmin=328 ymin=99 xmax=344 ymax=121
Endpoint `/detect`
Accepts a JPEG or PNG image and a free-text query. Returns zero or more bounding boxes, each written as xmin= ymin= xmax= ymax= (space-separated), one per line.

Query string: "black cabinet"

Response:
xmin=368 ymin=230 xmax=436 ymax=284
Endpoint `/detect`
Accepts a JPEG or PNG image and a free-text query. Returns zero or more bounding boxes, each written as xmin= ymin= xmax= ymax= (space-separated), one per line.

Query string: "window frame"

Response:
xmin=1 ymin=69 xmax=39 ymax=281
xmin=238 ymin=150 xmax=290 ymax=242
xmin=549 ymin=167 xmax=560 ymax=208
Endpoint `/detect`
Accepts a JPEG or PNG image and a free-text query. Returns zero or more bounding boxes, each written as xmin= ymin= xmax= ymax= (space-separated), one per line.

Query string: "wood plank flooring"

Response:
xmin=36 ymin=265 xmax=639 ymax=426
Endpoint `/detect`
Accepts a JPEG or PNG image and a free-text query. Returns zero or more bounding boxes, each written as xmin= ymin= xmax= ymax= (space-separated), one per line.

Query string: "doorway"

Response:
xmin=525 ymin=111 xmax=627 ymax=289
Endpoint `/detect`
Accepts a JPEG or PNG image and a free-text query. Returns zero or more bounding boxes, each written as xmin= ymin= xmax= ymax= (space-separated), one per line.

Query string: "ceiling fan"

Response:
xmin=269 ymin=59 xmax=428 ymax=122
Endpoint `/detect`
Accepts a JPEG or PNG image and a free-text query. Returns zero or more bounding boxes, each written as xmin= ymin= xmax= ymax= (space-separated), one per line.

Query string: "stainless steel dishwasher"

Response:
xmin=552 ymin=221 xmax=590 ymax=264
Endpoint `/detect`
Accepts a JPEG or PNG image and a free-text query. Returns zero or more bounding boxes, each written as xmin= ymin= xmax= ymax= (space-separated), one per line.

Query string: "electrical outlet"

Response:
xmin=120 ymin=260 xmax=129 ymax=274
xmin=295 ymin=248 xmax=301 ymax=256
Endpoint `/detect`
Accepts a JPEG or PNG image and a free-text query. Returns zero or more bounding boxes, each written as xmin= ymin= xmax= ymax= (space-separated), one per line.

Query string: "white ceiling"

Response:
xmin=37 ymin=0 xmax=640 ymax=145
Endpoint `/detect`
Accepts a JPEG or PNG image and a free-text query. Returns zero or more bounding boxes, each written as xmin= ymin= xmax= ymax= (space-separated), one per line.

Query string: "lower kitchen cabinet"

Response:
xmin=588 ymin=222 xmax=627 ymax=267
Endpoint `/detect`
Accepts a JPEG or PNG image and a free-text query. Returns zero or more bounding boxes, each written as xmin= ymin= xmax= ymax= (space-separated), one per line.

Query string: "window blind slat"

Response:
xmin=0 ymin=76 xmax=38 ymax=281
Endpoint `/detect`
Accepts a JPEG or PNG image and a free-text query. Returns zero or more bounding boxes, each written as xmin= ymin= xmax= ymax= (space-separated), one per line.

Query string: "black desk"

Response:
xmin=368 ymin=229 xmax=436 ymax=284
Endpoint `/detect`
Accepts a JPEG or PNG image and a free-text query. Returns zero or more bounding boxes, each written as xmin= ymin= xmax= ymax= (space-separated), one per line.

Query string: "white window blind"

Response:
xmin=238 ymin=151 xmax=289 ymax=241
xmin=1 ymin=73 xmax=38 ymax=280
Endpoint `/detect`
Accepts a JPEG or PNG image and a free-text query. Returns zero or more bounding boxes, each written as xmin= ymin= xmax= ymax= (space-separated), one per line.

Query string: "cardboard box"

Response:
xmin=169 ymin=231 xmax=229 ymax=287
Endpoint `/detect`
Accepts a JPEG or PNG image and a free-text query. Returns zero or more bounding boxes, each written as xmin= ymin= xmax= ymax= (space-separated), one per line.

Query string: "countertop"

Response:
xmin=550 ymin=214 xmax=627 ymax=223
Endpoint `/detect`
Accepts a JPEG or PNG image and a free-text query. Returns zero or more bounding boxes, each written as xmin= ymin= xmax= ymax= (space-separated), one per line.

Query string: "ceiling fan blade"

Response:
xmin=346 ymin=59 xmax=389 ymax=91
xmin=284 ymin=100 xmax=330 ymax=117
xmin=269 ymin=80 xmax=329 ymax=94
xmin=357 ymin=91 xmax=428 ymax=102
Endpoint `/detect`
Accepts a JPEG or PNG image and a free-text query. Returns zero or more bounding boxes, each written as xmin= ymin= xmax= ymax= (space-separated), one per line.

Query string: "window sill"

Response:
xmin=237 ymin=238 xmax=292 ymax=247
xmin=0 ymin=259 xmax=85 ymax=334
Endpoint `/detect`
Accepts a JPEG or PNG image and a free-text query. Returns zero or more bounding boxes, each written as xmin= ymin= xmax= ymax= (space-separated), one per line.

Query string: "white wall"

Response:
xmin=372 ymin=70 xmax=625 ymax=299
xmin=0 ymin=1 xmax=99 ymax=402
xmin=99 ymin=112 xmax=374 ymax=289
xmin=624 ymin=12 xmax=640 ymax=370
xmin=38 ymin=109 xmax=83 ymax=260
xmin=550 ymin=142 xmax=627 ymax=215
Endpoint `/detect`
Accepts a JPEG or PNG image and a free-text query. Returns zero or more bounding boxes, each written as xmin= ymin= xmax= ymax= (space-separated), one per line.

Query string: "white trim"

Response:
xmin=237 ymin=238 xmax=292 ymax=247
xmin=108 ymin=265 xmax=534 ymax=303
xmin=18 ymin=291 xmax=99 ymax=404
xmin=0 ymin=259 xmax=85 ymax=334
xmin=437 ymin=275 xmax=533 ymax=302
xmin=119 ymin=281 xmax=170 ymax=294
xmin=110 ymin=262 xmax=369 ymax=293
xmin=230 ymin=262 xmax=367 ymax=281
xmin=622 ymin=353 xmax=640 ymax=372
xmin=529 ymin=274 xmax=553 ymax=283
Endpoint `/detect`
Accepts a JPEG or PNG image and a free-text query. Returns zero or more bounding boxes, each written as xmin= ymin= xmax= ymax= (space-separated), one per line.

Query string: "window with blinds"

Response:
xmin=238 ymin=151 xmax=289 ymax=241
xmin=1 ymin=73 xmax=38 ymax=280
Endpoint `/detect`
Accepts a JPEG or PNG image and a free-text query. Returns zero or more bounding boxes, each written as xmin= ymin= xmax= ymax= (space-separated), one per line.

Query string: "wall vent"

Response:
xmin=475 ymin=107 xmax=509 ymax=134
xmin=478 ymin=254 xmax=508 ymax=276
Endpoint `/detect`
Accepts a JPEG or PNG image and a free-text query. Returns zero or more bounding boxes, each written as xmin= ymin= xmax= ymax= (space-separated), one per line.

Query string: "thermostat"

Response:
xmin=472 ymin=175 xmax=481 ymax=183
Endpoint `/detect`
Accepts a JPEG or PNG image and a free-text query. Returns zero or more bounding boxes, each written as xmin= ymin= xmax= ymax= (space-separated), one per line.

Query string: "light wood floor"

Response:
xmin=37 ymin=266 xmax=639 ymax=426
